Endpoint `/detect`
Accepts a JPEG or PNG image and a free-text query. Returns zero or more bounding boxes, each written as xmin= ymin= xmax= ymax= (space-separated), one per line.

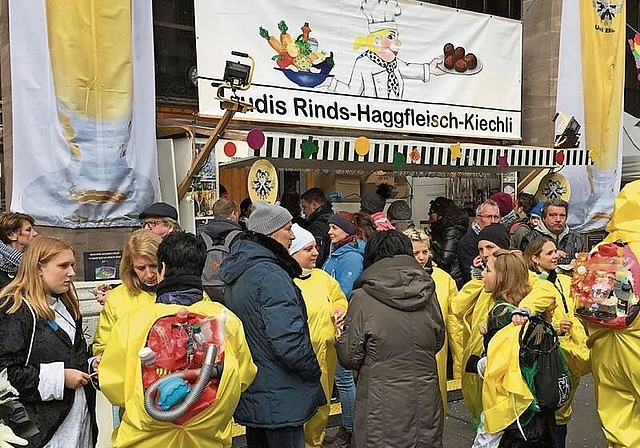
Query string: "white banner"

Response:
xmin=195 ymin=0 xmax=522 ymax=140
xmin=9 ymin=0 xmax=158 ymax=228
xmin=556 ymin=0 xmax=623 ymax=232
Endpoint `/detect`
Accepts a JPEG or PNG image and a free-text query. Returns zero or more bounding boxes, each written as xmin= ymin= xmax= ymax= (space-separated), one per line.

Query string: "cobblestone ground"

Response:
xmin=232 ymin=375 xmax=607 ymax=448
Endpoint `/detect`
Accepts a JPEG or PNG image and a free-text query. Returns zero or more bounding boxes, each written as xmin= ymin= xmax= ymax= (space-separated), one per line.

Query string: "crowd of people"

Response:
xmin=0 ymin=180 xmax=639 ymax=448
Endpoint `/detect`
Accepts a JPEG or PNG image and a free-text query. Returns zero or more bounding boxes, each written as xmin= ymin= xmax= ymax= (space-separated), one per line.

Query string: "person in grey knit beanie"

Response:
xmin=247 ymin=201 xmax=294 ymax=248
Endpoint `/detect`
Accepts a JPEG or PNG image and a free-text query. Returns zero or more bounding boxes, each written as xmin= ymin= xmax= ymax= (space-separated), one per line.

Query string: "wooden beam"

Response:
xmin=518 ymin=168 xmax=546 ymax=191
xmin=176 ymin=99 xmax=252 ymax=201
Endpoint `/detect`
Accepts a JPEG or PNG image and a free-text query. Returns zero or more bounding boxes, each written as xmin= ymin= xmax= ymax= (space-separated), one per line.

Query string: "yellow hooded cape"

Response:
xmin=518 ymin=274 xmax=590 ymax=425
xmin=482 ymin=323 xmax=534 ymax=434
xmin=454 ymin=272 xmax=538 ymax=421
xmin=294 ymin=269 xmax=348 ymax=447
xmin=585 ymin=180 xmax=640 ymax=447
xmin=99 ymin=301 xmax=256 ymax=448
xmin=432 ymin=267 xmax=460 ymax=410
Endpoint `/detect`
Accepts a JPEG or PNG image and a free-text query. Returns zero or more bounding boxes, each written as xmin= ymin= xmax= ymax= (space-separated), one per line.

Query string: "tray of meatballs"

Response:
xmin=438 ymin=43 xmax=482 ymax=75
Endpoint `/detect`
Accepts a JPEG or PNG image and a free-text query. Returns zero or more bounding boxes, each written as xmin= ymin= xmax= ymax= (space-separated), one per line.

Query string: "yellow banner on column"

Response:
xmin=580 ymin=0 xmax=625 ymax=171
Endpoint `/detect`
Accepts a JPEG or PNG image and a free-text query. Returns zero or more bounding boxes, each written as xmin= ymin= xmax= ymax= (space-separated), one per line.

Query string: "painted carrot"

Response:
xmin=259 ymin=27 xmax=284 ymax=53
xmin=278 ymin=20 xmax=293 ymax=47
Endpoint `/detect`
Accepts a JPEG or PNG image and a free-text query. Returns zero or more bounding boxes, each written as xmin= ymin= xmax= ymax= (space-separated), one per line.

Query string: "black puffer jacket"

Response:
xmin=304 ymin=204 xmax=333 ymax=268
xmin=337 ymin=255 xmax=445 ymax=448
xmin=430 ymin=215 xmax=468 ymax=289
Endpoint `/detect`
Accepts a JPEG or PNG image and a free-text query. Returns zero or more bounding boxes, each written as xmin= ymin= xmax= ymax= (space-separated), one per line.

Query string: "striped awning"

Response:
xmin=219 ymin=132 xmax=592 ymax=174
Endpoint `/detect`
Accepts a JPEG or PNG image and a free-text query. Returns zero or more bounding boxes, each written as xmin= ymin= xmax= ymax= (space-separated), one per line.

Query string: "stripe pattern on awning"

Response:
xmin=251 ymin=133 xmax=592 ymax=168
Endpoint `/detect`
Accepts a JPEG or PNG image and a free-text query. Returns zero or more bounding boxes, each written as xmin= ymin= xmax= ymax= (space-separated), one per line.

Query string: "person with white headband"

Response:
xmin=289 ymin=224 xmax=348 ymax=448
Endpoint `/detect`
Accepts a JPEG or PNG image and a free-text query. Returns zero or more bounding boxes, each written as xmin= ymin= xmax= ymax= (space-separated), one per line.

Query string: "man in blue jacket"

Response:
xmin=219 ymin=201 xmax=325 ymax=448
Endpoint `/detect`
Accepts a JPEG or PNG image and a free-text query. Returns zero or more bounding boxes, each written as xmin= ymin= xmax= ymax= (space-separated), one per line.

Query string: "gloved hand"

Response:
xmin=0 ymin=424 xmax=28 ymax=447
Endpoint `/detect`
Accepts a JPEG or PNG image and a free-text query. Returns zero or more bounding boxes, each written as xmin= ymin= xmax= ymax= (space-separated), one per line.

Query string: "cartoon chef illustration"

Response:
xmin=324 ymin=0 xmax=445 ymax=99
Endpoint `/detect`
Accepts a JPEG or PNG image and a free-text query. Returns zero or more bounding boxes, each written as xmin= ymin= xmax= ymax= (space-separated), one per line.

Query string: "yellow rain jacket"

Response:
xmin=432 ymin=266 xmax=459 ymax=409
xmin=482 ymin=324 xmax=534 ymax=434
xmin=99 ymin=300 xmax=256 ymax=448
xmin=92 ymin=285 xmax=155 ymax=356
xmin=585 ymin=181 xmax=640 ymax=448
xmin=453 ymin=272 xmax=538 ymax=421
xmin=518 ymin=274 xmax=590 ymax=425
xmin=294 ymin=269 xmax=348 ymax=447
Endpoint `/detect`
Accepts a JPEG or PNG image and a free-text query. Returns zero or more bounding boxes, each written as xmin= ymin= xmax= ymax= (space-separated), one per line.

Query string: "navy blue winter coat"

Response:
xmin=219 ymin=232 xmax=326 ymax=428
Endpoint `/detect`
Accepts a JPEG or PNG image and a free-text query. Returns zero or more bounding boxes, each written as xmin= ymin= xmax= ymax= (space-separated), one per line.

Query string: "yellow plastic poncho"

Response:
xmin=482 ymin=323 xmax=534 ymax=434
xmin=92 ymin=284 xmax=155 ymax=356
xmin=586 ymin=181 xmax=640 ymax=448
xmin=432 ymin=267 xmax=459 ymax=410
xmin=453 ymin=272 xmax=539 ymax=421
xmin=99 ymin=300 xmax=257 ymax=448
xmin=294 ymin=269 xmax=348 ymax=448
xmin=518 ymin=274 xmax=590 ymax=425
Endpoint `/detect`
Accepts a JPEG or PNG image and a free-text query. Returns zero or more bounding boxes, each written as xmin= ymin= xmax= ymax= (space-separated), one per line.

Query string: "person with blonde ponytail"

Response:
xmin=0 ymin=236 xmax=97 ymax=448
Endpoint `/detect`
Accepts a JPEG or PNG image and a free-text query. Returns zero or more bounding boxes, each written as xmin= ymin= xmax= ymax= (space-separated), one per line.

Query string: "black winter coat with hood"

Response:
xmin=337 ymin=255 xmax=445 ymax=448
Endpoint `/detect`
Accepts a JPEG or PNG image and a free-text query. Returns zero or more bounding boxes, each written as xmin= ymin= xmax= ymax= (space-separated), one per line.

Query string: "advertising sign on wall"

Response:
xmin=195 ymin=0 xmax=523 ymax=140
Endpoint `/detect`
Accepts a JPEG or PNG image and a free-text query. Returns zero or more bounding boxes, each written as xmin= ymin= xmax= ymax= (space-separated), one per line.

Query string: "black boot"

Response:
xmin=322 ymin=426 xmax=352 ymax=448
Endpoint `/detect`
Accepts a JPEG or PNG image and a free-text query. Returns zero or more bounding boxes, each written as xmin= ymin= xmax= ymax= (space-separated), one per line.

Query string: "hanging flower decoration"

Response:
xmin=301 ymin=136 xmax=319 ymax=158
xmin=354 ymin=136 xmax=370 ymax=156
xmin=449 ymin=142 xmax=462 ymax=160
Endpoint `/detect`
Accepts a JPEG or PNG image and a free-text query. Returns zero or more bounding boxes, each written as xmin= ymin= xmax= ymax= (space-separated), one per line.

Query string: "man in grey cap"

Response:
xmin=219 ymin=202 xmax=325 ymax=448
xmin=139 ymin=201 xmax=180 ymax=237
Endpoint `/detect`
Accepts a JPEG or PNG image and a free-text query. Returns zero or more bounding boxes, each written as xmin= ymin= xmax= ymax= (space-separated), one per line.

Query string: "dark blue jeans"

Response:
xmin=245 ymin=425 xmax=305 ymax=448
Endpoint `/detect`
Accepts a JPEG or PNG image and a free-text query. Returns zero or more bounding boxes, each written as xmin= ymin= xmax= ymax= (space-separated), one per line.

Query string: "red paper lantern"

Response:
xmin=555 ymin=150 xmax=565 ymax=165
xmin=224 ymin=142 xmax=237 ymax=157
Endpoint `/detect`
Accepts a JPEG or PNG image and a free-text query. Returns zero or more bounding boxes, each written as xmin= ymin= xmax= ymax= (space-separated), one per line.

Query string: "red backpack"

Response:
xmin=572 ymin=241 xmax=640 ymax=328
xmin=141 ymin=309 xmax=225 ymax=424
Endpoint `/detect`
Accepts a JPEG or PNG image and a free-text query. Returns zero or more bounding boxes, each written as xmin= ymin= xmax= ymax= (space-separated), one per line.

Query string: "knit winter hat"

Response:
xmin=530 ymin=201 xmax=545 ymax=219
xmin=247 ymin=201 xmax=293 ymax=235
xmin=477 ymin=223 xmax=510 ymax=249
xmin=328 ymin=211 xmax=357 ymax=235
xmin=489 ymin=192 xmax=514 ymax=217
xmin=387 ymin=200 xmax=412 ymax=220
xmin=361 ymin=183 xmax=394 ymax=213
xmin=289 ymin=224 xmax=316 ymax=255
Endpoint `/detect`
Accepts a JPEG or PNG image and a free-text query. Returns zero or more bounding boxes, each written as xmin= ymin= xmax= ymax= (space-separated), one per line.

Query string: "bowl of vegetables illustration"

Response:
xmin=259 ymin=20 xmax=334 ymax=88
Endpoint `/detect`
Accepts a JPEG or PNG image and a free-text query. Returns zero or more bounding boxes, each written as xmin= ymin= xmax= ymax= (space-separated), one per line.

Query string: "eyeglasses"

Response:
xmin=142 ymin=220 xmax=162 ymax=229
xmin=478 ymin=214 xmax=501 ymax=221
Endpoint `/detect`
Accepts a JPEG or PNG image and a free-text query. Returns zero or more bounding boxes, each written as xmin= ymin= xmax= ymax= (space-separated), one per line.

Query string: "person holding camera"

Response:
xmin=0 ymin=237 xmax=97 ymax=448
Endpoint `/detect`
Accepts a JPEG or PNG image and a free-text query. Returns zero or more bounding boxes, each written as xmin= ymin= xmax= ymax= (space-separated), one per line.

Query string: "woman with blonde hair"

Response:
xmin=92 ymin=229 xmax=162 ymax=356
xmin=470 ymin=250 xmax=558 ymax=448
xmin=403 ymin=227 xmax=462 ymax=406
xmin=0 ymin=236 xmax=97 ymax=447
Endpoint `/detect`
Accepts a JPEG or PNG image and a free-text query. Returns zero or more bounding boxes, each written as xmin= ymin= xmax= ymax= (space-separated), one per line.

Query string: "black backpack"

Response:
xmin=201 ymin=230 xmax=242 ymax=303
xmin=519 ymin=315 xmax=571 ymax=411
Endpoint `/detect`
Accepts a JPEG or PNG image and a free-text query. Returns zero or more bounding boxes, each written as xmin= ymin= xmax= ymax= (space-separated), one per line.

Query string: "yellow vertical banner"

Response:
xmin=580 ymin=0 xmax=626 ymax=170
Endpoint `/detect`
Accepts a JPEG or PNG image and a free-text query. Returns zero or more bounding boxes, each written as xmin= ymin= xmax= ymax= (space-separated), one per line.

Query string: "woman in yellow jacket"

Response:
xmin=404 ymin=228 xmax=460 ymax=409
xmin=523 ymin=235 xmax=590 ymax=448
xmin=93 ymin=229 xmax=162 ymax=356
xmin=289 ymin=224 xmax=348 ymax=447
